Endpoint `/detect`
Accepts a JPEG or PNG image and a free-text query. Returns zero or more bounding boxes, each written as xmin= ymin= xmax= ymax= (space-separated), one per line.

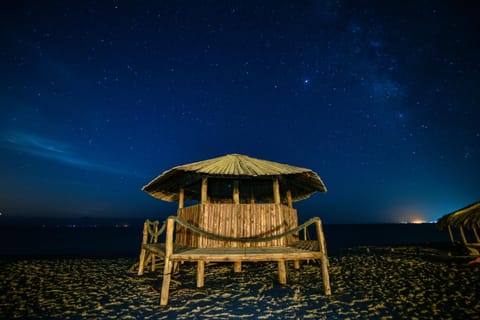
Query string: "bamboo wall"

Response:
xmin=175 ymin=204 xmax=202 ymax=248
xmin=176 ymin=204 xmax=298 ymax=248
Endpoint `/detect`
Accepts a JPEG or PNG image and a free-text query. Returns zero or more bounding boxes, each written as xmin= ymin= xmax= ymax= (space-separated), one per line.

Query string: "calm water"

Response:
xmin=0 ymin=217 xmax=453 ymax=257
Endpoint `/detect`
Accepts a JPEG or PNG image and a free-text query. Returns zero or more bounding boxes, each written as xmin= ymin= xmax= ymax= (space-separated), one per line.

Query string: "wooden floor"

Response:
xmin=143 ymin=240 xmax=321 ymax=259
xmin=170 ymin=245 xmax=323 ymax=262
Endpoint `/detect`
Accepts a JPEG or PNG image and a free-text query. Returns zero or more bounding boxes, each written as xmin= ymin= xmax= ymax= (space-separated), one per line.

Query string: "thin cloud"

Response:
xmin=1 ymin=131 xmax=137 ymax=176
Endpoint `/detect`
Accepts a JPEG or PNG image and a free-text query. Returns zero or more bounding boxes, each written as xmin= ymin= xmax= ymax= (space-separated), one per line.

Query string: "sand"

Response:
xmin=1 ymin=246 xmax=479 ymax=319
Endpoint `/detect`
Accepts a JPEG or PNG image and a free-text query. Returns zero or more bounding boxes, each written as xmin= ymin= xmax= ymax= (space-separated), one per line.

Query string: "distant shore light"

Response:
xmin=410 ymin=219 xmax=426 ymax=224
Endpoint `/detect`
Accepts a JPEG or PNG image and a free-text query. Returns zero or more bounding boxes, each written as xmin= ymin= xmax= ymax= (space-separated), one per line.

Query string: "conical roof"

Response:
xmin=437 ymin=201 xmax=480 ymax=229
xmin=142 ymin=154 xmax=327 ymax=203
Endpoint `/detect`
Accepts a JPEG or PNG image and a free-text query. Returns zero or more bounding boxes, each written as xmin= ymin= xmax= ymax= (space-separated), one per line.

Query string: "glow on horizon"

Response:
xmin=409 ymin=219 xmax=426 ymax=224
xmin=397 ymin=211 xmax=428 ymax=224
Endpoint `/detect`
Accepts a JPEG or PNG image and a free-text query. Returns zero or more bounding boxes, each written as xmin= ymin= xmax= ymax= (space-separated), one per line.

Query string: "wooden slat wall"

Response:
xmin=177 ymin=204 xmax=298 ymax=248
xmin=177 ymin=204 xmax=202 ymax=247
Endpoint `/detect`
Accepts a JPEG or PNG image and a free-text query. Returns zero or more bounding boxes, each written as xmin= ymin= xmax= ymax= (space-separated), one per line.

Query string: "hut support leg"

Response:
xmin=138 ymin=248 xmax=147 ymax=275
xmin=293 ymin=260 xmax=300 ymax=269
xmin=151 ymin=255 xmax=156 ymax=272
xmin=197 ymin=261 xmax=205 ymax=288
xmin=459 ymin=226 xmax=468 ymax=244
xmin=233 ymin=261 xmax=242 ymax=273
xmin=173 ymin=262 xmax=180 ymax=274
xmin=473 ymin=227 xmax=480 ymax=243
xmin=278 ymin=260 xmax=287 ymax=284
xmin=138 ymin=220 xmax=149 ymax=276
xmin=447 ymin=226 xmax=454 ymax=243
xmin=145 ymin=252 xmax=153 ymax=270
xmin=320 ymin=253 xmax=331 ymax=295
xmin=160 ymin=218 xmax=174 ymax=306
xmin=315 ymin=219 xmax=331 ymax=295
xmin=160 ymin=259 xmax=173 ymax=305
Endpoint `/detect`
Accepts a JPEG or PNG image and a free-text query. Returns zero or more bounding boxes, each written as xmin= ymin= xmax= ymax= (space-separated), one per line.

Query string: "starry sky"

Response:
xmin=1 ymin=1 xmax=479 ymax=223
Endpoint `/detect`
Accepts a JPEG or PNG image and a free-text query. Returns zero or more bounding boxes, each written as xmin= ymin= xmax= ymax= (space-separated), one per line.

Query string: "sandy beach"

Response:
xmin=1 ymin=245 xmax=479 ymax=319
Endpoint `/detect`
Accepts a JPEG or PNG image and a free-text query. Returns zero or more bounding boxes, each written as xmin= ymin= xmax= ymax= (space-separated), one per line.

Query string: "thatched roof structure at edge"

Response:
xmin=142 ymin=154 xmax=327 ymax=203
xmin=437 ymin=202 xmax=480 ymax=229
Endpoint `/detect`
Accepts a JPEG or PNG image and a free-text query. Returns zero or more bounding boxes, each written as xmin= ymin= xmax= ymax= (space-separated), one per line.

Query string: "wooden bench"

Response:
xmin=159 ymin=216 xmax=331 ymax=305
xmin=137 ymin=220 xmax=190 ymax=275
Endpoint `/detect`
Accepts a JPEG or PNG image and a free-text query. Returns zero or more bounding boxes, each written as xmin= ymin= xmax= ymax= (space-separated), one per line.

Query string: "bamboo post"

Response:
xmin=233 ymin=180 xmax=240 ymax=204
xmin=286 ymin=190 xmax=293 ymax=208
xmin=232 ymin=181 xmax=242 ymax=272
xmin=160 ymin=218 xmax=174 ymax=306
xmin=201 ymin=177 xmax=208 ymax=204
xmin=178 ymin=188 xmax=184 ymax=209
xmin=200 ymin=177 xmax=208 ymax=248
xmin=447 ymin=225 xmax=454 ymax=243
xmin=177 ymin=188 xmax=185 ymax=249
xmin=197 ymin=261 xmax=205 ymax=287
xmin=315 ymin=219 xmax=331 ymax=295
xmin=459 ymin=226 xmax=468 ymax=244
xmin=286 ymin=190 xmax=300 ymax=268
xmin=473 ymin=227 xmax=480 ymax=243
xmin=278 ymin=260 xmax=287 ymax=284
xmin=273 ymin=178 xmax=280 ymax=204
xmin=233 ymin=262 xmax=242 ymax=272
xmin=137 ymin=221 xmax=148 ymax=275
xmin=151 ymin=222 xmax=159 ymax=272
xmin=293 ymin=260 xmax=300 ymax=269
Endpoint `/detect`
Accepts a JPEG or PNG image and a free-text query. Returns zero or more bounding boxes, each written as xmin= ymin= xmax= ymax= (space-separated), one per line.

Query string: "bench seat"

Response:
xmin=170 ymin=244 xmax=323 ymax=262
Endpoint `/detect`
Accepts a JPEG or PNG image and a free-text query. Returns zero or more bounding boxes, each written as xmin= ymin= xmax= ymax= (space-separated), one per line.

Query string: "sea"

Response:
xmin=0 ymin=216 xmax=455 ymax=258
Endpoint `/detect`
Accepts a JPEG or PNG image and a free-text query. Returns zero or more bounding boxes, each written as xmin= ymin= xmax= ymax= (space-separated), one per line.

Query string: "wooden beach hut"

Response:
xmin=437 ymin=202 xmax=480 ymax=254
xmin=139 ymin=154 xmax=331 ymax=305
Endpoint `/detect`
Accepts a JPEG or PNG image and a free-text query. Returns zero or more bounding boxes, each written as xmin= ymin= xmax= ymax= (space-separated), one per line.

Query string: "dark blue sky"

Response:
xmin=1 ymin=1 xmax=479 ymax=223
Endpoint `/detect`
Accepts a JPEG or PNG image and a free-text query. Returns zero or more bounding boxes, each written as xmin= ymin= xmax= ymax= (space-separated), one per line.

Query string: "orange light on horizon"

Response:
xmin=410 ymin=219 xmax=425 ymax=224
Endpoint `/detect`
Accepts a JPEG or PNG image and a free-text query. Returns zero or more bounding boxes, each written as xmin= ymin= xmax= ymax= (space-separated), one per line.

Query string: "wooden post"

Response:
xmin=286 ymin=190 xmax=293 ymax=208
xmin=197 ymin=261 xmax=205 ymax=287
xmin=137 ymin=221 xmax=148 ymax=275
xmin=151 ymin=222 xmax=159 ymax=272
xmin=201 ymin=176 xmax=208 ymax=204
xmin=232 ymin=181 xmax=242 ymax=272
xmin=286 ymin=191 xmax=299 ymax=268
xmin=293 ymin=260 xmax=300 ymax=269
xmin=160 ymin=218 xmax=175 ymax=305
xmin=178 ymin=188 xmax=184 ymax=209
xmin=233 ymin=262 xmax=242 ymax=272
xmin=278 ymin=260 xmax=287 ymax=284
xmin=273 ymin=178 xmax=280 ymax=204
xmin=250 ymin=194 xmax=255 ymax=204
xmin=233 ymin=180 xmax=240 ymax=204
xmin=447 ymin=225 xmax=454 ymax=243
xmin=459 ymin=226 xmax=468 ymax=244
xmin=315 ymin=219 xmax=331 ymax=295
xmin=473 ymin=227 xmax=480 ymax=243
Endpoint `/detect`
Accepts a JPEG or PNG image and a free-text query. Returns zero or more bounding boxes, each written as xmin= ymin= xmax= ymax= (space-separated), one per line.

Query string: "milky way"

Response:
xmin=1 ymin=1 xmax=479 ymax=222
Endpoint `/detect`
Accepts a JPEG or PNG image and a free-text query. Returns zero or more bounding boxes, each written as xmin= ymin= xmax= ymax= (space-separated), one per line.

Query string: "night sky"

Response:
xmin=1 ymin=1 xmax=479 ymax=223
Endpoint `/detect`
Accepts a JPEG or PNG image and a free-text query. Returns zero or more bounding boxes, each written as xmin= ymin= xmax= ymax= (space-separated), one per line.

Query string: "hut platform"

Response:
xmin=169 ymin=242 xmax=322 ymax=262
xmin=137 ymin=217 xmax=331 ymax=305
xmin=157 ymin=217 xmax=331 ymax=305
xmin=158 ymin=241 xmax=329 ymax=306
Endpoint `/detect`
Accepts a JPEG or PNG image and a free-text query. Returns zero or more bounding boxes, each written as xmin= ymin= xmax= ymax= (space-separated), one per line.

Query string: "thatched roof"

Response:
xmin=437 ymin=202 xmax=480 ymax=229
xmin=142 ymin=154 xmax=327 ymax=203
